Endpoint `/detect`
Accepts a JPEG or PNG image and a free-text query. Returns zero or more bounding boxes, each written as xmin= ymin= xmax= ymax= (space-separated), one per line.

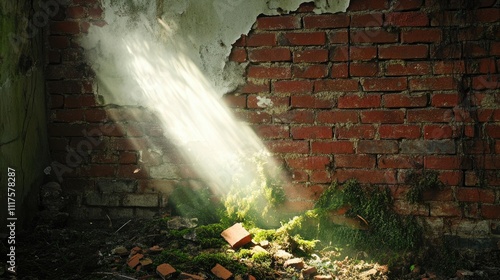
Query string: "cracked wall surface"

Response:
xmin=81 ymin=0 xmax=350 ymax=105
xmin=0 ymin=0 xmax=50 ymax=234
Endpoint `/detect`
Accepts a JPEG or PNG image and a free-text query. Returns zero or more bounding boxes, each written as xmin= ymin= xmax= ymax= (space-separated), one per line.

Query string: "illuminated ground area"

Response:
xmin=11 ymin=216 xmax=500 ymax=279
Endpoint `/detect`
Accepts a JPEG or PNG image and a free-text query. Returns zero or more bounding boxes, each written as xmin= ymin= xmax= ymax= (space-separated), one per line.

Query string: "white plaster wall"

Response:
xmin=81 ymin=0 xmax=349 ymax=105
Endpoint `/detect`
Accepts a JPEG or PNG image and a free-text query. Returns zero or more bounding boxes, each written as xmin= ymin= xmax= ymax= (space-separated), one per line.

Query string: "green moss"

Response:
xmin=405 ymin=170 xmax=444 ymax=204
xmin=195 ymin=223 xmax=227 ymax=248
xmin=168 ymin=185 xmax=223 ymax=224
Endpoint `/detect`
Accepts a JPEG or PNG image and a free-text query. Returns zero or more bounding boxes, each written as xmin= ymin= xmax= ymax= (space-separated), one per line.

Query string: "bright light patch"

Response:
xmin=105 ymin=19 xmax=284 ymax=196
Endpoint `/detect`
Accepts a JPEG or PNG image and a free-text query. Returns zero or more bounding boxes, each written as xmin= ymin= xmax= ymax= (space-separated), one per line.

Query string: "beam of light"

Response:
xmin=107 ymin=19 xmax=285 ymax=200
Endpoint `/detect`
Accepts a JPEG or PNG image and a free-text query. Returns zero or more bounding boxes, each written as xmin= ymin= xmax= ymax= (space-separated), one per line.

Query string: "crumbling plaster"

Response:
xmin=81 ymin=0 xmax=350 ymax=105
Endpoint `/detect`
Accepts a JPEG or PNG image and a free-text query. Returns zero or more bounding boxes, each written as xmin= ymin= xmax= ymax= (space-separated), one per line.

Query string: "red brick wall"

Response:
xmin=46 ymin=0 xmax=500 ymax=238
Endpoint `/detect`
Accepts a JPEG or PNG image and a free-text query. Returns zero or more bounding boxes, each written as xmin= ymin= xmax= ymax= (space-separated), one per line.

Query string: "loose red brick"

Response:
xmin=336 ymin=125 xmax=376 ymax=139
xmin=274 ymin=110 xmax=315 ymax=124
xmin=256 ymin=15 xmax=301 ymax=30
xmin=248 ymin=66 xmax=291 ymax=79
xmin=379 ymin=155 xmax=422 ymax=168
xmin=291 ymin=95 xmax=334 ymax=109
xmin=423 ymin=124 xmax=456 ymax=139
xmin=335 ymin=154 xmax=376 ymax=168
xmin=350 ymin=29 xmax=398 ymax=44
xmin=252 ymin=125 xmax=289 ymax=139
xmin=393 ymin=0 xmax=423 ymax=11
xmin=350 ymin=46 xmax=377 ymax=61
xmin=329 ymin=29 xmax=349 ymax=44
xmin=293 ymin=65 xmax=328 ymax=79
xmin=211 ymin=264 xmax=233 ymax=280
xmin=409 ymin=77 xmax=457 ymax=91
xmin=283 ymin=32 xmax=326 ymax=45
xmin=291 ymin=126 xmax=333 ymax=139
xmin=229 ymin=48 xmax=246 ymax=62
xmin=385 ymin=12 xmax=429 ymax=27
xmin=303 ymin=14 xmax=350 ymax=29
xmin=350 ymin=62 xmax=378 ymax=77
xmin=358 ymin=140 xmax=399 ymax=154
xmin=315 ymin=80 xmax=359 ymax=92
xmin=431 ymin=93 xmax=460 ymax=107
xmin=383 ymin=93 xmax=428 ymax=108
xmin=338 ymin=94 xmax=381 ymax=108
xmin=424 ymin=156 xmax=461 ymax=169
xmin=361 ymin=110 xmax=405 ymax=123
xmin=331 ymin=63 xmax=349 ymax=78
xmin=221 ymin=223 xmax=252 ymax=249
xmin=311 ymin=141 xmax=355 ymax=154
xmin=456 ymin=188 xmax=495 ymax=203
xmin=50 ymin=21 xmax=80 ymax=34
xmin=274 ymin=80 xmax=313 ymax=93
xmin=293 ymin=49 xmax=328 ymax=63
xmin=386 ymin=62 xmax=431 ymax=76
xmin=379 ymin=125 xmax=421 ymax=139
xmin=407 ymin=108 xmax=453 ymax=122
xmin=247 ymin=33 xmax=277 ymax=46
xmin=265 ymin=140 xmax=309 ymax=154
xmin=351 ymin=13 xmax=383 ymax=27
xmin=348 ymin=0 xmax=388 ymax=11
xmin=402 ymin=29 xmax=442 ymax=43
xmin=317 ymin=110 xmax=359 ymax=124
xmin=287 ymin=156 xmax=331 ymax=170
xmin=362 ymin=77 xmax=407 ymax=92
xmin=157 ymin=263 xmax=176 ymax=279
xmin=248 ymin=48 xmax=291 ymax=62
xmin=379 ymin=45 xmax=428 ymax=59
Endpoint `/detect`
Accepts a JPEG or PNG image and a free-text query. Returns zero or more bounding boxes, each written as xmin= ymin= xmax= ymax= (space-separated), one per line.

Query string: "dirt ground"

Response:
xmin=2 ymin=218 xmax=500 ymax=280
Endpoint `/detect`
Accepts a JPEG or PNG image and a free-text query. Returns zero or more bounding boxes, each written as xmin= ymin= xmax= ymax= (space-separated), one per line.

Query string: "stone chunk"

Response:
xmin=157 ymin=263 xmax=176 ymax=279
xmin=284 ymin=258 xmax=305 ymax=269
xmin=211 ymin=263 xmax=233 ymax=279
xmin=221 ymin=223 xmax=252 ymax=249
xmin=302 ymin=266 xmax=318 ymax=277
xmin=111 ymin=245 xmax=128 ymax=256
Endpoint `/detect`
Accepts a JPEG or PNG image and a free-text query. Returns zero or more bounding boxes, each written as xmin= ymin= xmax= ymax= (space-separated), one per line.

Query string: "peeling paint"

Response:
xmin=257 ymin=96 xmax=274 ymax=108
xmin=81 ymin=0 xmax=349 ymax=105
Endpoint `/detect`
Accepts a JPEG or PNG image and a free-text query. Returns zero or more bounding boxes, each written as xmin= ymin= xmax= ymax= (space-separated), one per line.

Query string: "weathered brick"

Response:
xmin=265 ymin=140 xmax=309 ymax=154
xmin=393 ymin=0 xmax=423 ymax=11
xmin=256 ymin=15 xmax=301 ymax=30
xmin=349 ymin=62 xmax=378 ymax=77
xmin=287 ymin=156 xmax=331 ymax=170
xmin=402 ymin=29 xmax=442 ymax=43
xmin=335 ymin=154 xmax=376 ymax=168
xmin=385 ymin=62 xmax=431 ymax=76
xmin=424 ymin=156 xmax=462 ymax=169
xmin=383 ymin=93 xmax=428 ymax=108
xmin=247 ymin=95 xmax=288 ymax=109
xmin=336 ymin=125 xmax=376 ymax=139
xmin=456 ymin=188 xmax=495 ymax=203
xmin=385 ymin=12 xmax=429 ymax=27
xmin=407 ymin=108 xmax=453 ymax=122
xmin=291 ymin=95 xmax=334 ymax=109
xmin=379 ymin=45 xmax=428 ymax=59
xmin=311 ymin=141 xmax=355 ymax=154
xmin=291 ymin=126 xmax=333 ymax=139
xmin=229 ymin=48 xmax=246 ymax=62
xmin=293 ymin=49 xmax=328 ymax=63
xmin=379 ymin=125 xmax=421 ymax=139
xmin=252 ymin=125 xmax=290 ymax=139
xmin=361 ymin=110 xmax=405 ymax=123
xmin=348 ymin=0 xmax=388 ymax=11
xmin=283 ymin=32 xmax=326 ymax=45
xmin=331 ymin=63 xmax=349 ymax=78
xmin=97 ymin=179 xmax=137 ymax=193
xmin=123 ymin=193 xmax=159 ymax=207
xmin=358 ymin=140 xmax=398 ymax=154
xmin=333 ymin=169 xmax=396 ymax=184
xmin=362 ymin=77 xmax=407 ymax=92
xmin=350 ymin=46 xmax=377 ymax=61
xmin=274 ymin=110 xmax=315 ymax=124
xmin=248 ymin=66 xmax=291 ymax=79
xmin=293 ymin=65 xmax=328 ymax=79
xmin=351 ymin=29 xmax=398 ymax=43
xmin=303 ymin=14 xmax=350 ymax=28
xmin=248 ymin=48 xmax=291 ymax=62
xmin=315 ymin=80 xmax=359 ymax=92
xmin=246 ymin=33 xmax=277 ymax=46
xmin=274 ymin=80 xmax=313 ymax=93
xmin=400 ymin=140 xmax=456 ymax=154
xmin=317 ymin=110 xmax=358 ymax=124
xmin=351 ymin=13 xmax=383 ymax=27
xmin=409 ymin=77 xmax=457 ymax=91
xmin=378 ymin=155 xmax=422 ymax=168
xmin=423 ymin=124 xmax=456 ymax=139
xmin=338 ymin=94 xmax=380 ymax=108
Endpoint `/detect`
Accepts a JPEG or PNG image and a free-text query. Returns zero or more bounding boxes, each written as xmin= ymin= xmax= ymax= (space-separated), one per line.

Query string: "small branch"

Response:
xmin=114 ymin=219 xmax=132 ymax=234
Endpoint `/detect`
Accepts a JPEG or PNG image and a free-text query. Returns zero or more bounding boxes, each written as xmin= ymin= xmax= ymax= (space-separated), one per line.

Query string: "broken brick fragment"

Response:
xmin=221 ymin=223 xmax=252 ymax=249
xmin=149 ymin=245 xmax=163 ymax=254
xmin=157 ymin=263 xmax=176 ymax=279
xmin=302 ymin=266 xmax=318 ymax=277
xmin=211 ymin=263 xmax=233 ymax=279
xmin=314 ymin=275 xmax=333 ymax=280
xmin=284 ymin=258 xmax=305 ymax=269
xmin=248 ymin=275 xmax=257 ymax=280
xmin=130 ymin=246 xmax=142 ymax=255
xmin=127 ymin=253 xmax=144 ymax=269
